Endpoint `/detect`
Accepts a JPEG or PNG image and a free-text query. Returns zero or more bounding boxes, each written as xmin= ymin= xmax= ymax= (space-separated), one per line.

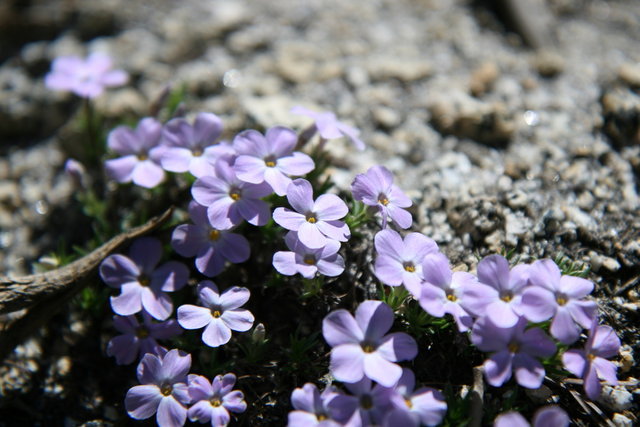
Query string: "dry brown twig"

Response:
xmin=0 ymin=207 xmax=173 ymax=360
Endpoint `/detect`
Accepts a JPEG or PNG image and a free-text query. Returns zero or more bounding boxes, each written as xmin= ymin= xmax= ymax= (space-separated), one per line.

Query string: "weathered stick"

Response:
xmin=0 ymin=207 xmax=173 ymax=315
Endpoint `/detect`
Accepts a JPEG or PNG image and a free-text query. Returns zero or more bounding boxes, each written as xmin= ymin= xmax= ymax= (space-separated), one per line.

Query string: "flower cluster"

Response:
xmin=125 ymin=349 xmax=246 ymax=427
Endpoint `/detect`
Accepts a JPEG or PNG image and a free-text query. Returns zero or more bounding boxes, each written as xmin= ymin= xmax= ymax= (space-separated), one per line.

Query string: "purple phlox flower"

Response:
xmin=177 ymin=281 xmax=254 ymax=347
xmin=373 ymin=229 xmax=438 ymax=297
xmin=520 ymin=259 xmax=598 ymax=344
xmin=125 ymin=349 xmax=191 ymax=427
xmin=418 ymin=252 xmax=477 ymax=332
xmin=384 ymin=368 xmax=447 ymax=427
xmin=105 ymin=117 xmax=167 ymax=188
xmin=562 ymin=320 xmax=620 ymax=400
xmin=351 ymin=165 xmax=413 ymax=229
xmin=273 ymin=231 xmax=345 ymax=279
xmin=327 ymin=377 xmax=394 ymax=426
xmin=160 ymin=112 xmax=236 ymax=178
xmin=45 ymin=52 xmax=128 ymax=98
xmin=471 ymin=316 xmax=556 ymax=389
xmin=273 ymin=179 xmax=350 ymax=249
xmin=107 ymin=311 xmax=182 ymax=365
xmin=322 ymin=300 xmax=418 ymax=387
xmin=64 ymin=158 xmax=87 ymax=188
xmin=171 ymin=201 xmax=250 ymax=277
xmin=494 ymin=406 xmax=569 ymax=427
xmin=191 ymin=159 xmax=272 ymax=229
xmin=291 ymin=105 xmax=366 ymax=151
xmin=188 ymin=373 xmax=247 ymax=426
xmin=233 ymin=126 xmax=315 ymax=196
xmin=461 ymin=254 xmax=530 ymax=328
xmin=288 ymin=383 xmax=343 ymax=427
xmin=99 ymin=237 xmax=189 ymax=321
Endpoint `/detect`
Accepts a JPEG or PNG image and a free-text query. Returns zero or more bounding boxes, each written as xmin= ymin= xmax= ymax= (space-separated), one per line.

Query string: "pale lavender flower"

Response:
xmin=462 ymin=254 xmax=530 ymax=328
xmin=160 ymin=112 xmax=236 ymax=178
xmin=322 ymin=300 xmax=418 ymax=387
xmin=99 ymin=237 xmax=189 ymax=320
xmin=64 ymin=158 xmax=87 ymax=189
xmin=273 ymin=232 xmax=345 ymax=279
xmin=418 ymin=252 xmax=477 ymax=332
xmin=327 ymin=377 xmax=394 ymax=426
xmin=521 ymin=259 xmax=597 ymax=344
xmin=494 ymin=406 xmax=569 ymax=427
xmin=373 ymin=229 xmax=438 ymax=296
xmin=273 ymin=179 xmax=350 ymax=249
xmin=562 ymin=320 xmax=620 ymax=400
xmin=471 ymin=317 xmax=556 ymax=389
xmin=104 ymin=117 xmax=166 ymax=188
xmin=191 ymin=159 xmax=272 ymax=229
xmin=171 ymin=201 xmax=250 ymax=277
xmin=288 ymin=383 xmax=342 ymax=427
xmin=45 ymin=52 xmax=128 ymax=98
xmin=291 ymin=106 xmax=365 ymax=151
xmin=107 ymin=312 xmax=182 ymax=365
xmin=351 ymin=165 xmax=413 ymax=229
xmin=177 ymin=281 xmax=254 ymax=347
xmin=233 ymin=127 xmax=315 ymax=196
xmin=125 ymin=349 xmax=191 ymax=427
xmin=384 ymin=368 xmax=447 ymax=427
xmin=188 ymin=373 xmax=246 ymax=426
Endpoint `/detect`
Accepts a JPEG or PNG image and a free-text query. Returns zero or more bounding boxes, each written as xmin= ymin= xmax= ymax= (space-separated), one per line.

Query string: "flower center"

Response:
xmin=138 ymin=153 xmax=148 ymax=161
xmin=361 ymin=342 xmax=376 ymax=353
xmin=209 ymin=229 xmax=221 ymax=241
xmin=135 ymin=326 xmax=149 ymax=339
xmin=556 ymin=294 xmax=568 ymax=306
xmin=360 ymin=394 xmax=373 ymax=410
xmin=303 ymin=255 xmax=316 ymax=265
xmin=138 ymin=274 xmax=151 ymax=287
xmin=587 ymin=353 xmax=596 ymax=361
xmin=500 ymin=292 xmax=513 ymax=302
xmin=229 ymin=188 xmax=242 ymax=201
xmin=446 ymin=291 xmax=457 ymax=302
xmin=403 ymin=262 xmax=415 ymax=273
xmin=210 ymin=398 xmax=222 ymax=407
xmin=211 ymin=309 xmax=222 ymax=318
xmin=378 ymin=193 xmax=390 ymax=206
xmin=193 ymin=148 xmax=203 ymax=157
xmin=405 ymin=398 xmax=413 ymax=409
xmin=508 ymin=342 xmax=519 ymax=354
xmin=160 ymin=383 xmax=173 ymax=396
xmin=317 ymin=414 xmax=328 ymax=421
xmin=306 ymin=212 xmax=317 ymax=223
xmin=264 ymin=155 xmax=277 ymax=168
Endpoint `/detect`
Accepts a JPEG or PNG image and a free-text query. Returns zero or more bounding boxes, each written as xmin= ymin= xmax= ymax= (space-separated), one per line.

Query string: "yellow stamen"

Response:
xmin=447 ymin=293 xmax=457 ymax=302
xmin=193 ymin=148 xmax=203 ymax=157
xmin=212 ymin=310 xmax=222 ymax=318
xmin=161 ymin=384 xmax=173 ymax=396
xmin=230 ymin=191 xmax=241 ymax=201
xmin=508 ymin=342 xmax=519 ymax=353
xmin=501 ymin=293 xmax=513 ymax=302
xmin=304 ymin=256 xmax=316 ymax=265
xmin=378 ymin=193 xmax=390 ymax=206
xmin=265 ymin=160 xmax=276 ymax=167
xmin=403 ymin=262 xmax=415 ymax=273
xmin=209 ymin=229 xmax=221 ymax=241
xmin=405 ymin=398 xmax=413 ymax=409
xmin=210 ymin=398 xmax=222 ymax=407
xmin=556 ymin=296 xmax=567 ymax=306
xmin=139 ymin=276 xmax=150 ymax=286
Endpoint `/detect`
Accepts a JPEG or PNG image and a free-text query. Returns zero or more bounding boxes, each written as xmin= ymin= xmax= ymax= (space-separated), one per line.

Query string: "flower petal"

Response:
xmin=323 ymin=310 xmax=364 ymax=346
xmin=221 ymin=309 xmax=254 ymax=332
xmin=330 ymin=344 xmax=365 ymax=383
xmin=126 ymin=385 xmax=162 ymax=420
xmin=156 ymin=396 xmax=187 ymax=427
xmin=363 ymin=351 xmax=402 ymax=387
xmin=177 ymin=305 xmax=212 ymax=330
xmin=202 ymin=318 xmax=232 ymax=347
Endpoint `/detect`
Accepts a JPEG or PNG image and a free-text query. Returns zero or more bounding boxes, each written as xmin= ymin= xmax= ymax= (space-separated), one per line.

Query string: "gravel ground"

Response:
xmin=0 ymin=0 xmax=639 ymax=425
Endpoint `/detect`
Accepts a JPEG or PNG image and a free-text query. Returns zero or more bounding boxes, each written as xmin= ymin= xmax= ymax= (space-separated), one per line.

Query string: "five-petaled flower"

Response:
xmin=191 ymin=159 xmax=272 ymax=229
xmin=99 ymin=237 xmax=189 ymax=320
xmin=273 ymin=179 xmax=350 ymax=249
xmin=104 ymin=117 xmax=167 ymax=188
xmin=351 ymin=165 xmax=413 ymax=229
xmin=288 ymin=383 xmax=342 ymax=427
xmin=272 ymin=231 xmax=345 ymax=279
xmin=471 ymin=316 xmax=556 ymax=389
xmin=521 ymin=259 xmax=598 ymax=344
xmin=177 ymin=281 xmax=254 ymax=347
xmin=125 ymin=349 xmax=192 ymax=427
xmin=322 ymin=300 xmax=418 ymax=387
xmin=160 ymin=112 xmax=236 ymax=178
xmin=107 ymin=311 xmax=182 ymax=365
xmin=562 ymin=320 xmax=620 ymax=400
xmin=187 ymin=373 xmax=247 ymax=426
xmin=171 ymin=201 xmax=250 ymax=277
xmin=233 ymin=126 xmax=315 ymax=196
xmin=45 ymin=52 xmax=128 ymax=98
xmin=373 ymin=229 xmax=438 ymax=296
